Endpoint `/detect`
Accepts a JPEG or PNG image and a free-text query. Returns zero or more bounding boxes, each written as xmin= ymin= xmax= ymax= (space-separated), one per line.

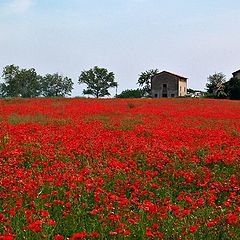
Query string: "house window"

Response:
xmin=162 ymin=84 xmax=167 ymax=97
xmin=171 ymin=94 xmax=175 ymax=97
xmin=154 ymin=94 xmax=158 ymax=98
xmin=180 ymin=86 xmax=182 ymax=92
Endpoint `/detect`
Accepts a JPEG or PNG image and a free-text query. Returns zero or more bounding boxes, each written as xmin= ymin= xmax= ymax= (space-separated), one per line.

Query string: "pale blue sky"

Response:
xmin=0 ymin=0 xmax=240 ymax=96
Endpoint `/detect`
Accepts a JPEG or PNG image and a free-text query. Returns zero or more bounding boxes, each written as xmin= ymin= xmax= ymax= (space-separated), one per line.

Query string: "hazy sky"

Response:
xmin=0 ymin=0 xmax=240 ymax=96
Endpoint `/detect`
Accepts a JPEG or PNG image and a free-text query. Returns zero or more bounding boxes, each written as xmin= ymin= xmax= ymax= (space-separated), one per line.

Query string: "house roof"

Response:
xmin=155 ymin=71 xmax=188 ymax=80
xmin=232 ymin=69 xmax=240 ymax=76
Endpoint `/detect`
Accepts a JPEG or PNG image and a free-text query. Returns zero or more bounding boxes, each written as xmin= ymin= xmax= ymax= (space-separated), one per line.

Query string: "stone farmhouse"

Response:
xmin=151 ymin=71 xmax=187 ymax=98
xmin=232 ymin=69 xmax=240 ymax=79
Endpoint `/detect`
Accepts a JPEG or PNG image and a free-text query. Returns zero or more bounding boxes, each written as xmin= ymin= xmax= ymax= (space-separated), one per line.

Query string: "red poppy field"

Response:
xmin=0 ymin=98 xmax=239 ymax=239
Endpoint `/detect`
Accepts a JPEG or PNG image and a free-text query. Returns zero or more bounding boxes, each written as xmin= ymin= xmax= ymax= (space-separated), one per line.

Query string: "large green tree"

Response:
xmin=1 ymin=64 xmax=41 ymax=98
xmin=226 ymin=77 xmax=240 ymax=100
xmin=1 ymin=64 xmax=21 ymax=97
xmin=40 ymin=73 xmax=73 ymax=97
xmin=206 ymin=72 xmax=226 ymax=96
xmin=137 ymin=69 xmax=159 ymax=97
xmin=78 ymin=66 xmax=117 ymax=98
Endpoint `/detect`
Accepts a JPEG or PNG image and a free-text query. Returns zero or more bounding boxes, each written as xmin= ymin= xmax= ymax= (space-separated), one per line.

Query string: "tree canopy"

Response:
xmin=78 ymin=66 xmax=117 ymax=98
xmin=206 ymin=72 xmax=226 ymax=97
xmin=40 ymin=73 xmax=73 ymax=97
xmin=226 ymin=77 xmax=240 ymax=100
xmin=116 ymin=89 xmax=143 ymax=98
xmin=1 ymin=65 xmax=41 ymax=98
xmin=0 ymin=64 xmax=74 ymax=98
xmin=137 ymin=69 xmax=159 ymax=96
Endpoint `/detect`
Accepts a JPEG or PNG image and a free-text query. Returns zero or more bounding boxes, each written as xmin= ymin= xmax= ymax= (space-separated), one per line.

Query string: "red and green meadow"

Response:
xmin=0 ymin=98 xmax=239 ymax=239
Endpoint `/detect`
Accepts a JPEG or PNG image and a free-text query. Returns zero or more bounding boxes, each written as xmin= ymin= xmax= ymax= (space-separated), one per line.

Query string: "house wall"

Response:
xmin=178 ymin=79 xmax=187 ymax=96
xmin=151 ymin=72 xmax=187 ymax=98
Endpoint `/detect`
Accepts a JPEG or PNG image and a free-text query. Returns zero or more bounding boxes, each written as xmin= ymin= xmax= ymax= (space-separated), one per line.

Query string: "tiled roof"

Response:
xmin=232 ymin=69 xmax=240 ymax=75
xmin=156 ymin=71 xmax=188 ymax=79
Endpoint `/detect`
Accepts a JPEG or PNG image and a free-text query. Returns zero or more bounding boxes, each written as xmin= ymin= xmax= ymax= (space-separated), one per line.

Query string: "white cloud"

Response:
xmin=0 ymin=0 xmax=35 ymax=15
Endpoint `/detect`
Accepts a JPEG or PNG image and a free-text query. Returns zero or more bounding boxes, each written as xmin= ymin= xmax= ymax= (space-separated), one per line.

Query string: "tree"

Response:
xmin=78 ymin=66 xmax=117 ymax=98
xmin=213 ymin=82 xmax=227 ymax=99
xmin=1 ymin=64 xmax=41 ymax=98
xmin=187 ymin=88 xmax=196 ymax=94
xmin=137 ymin=69 xmax=159 ymax=96
xmin=226 ymin=77 xmax=240 ymax=100
xmin=206 ymin=72 xmax=226 ymax=96
xmin=18 ymin=68 xmax=41 ymax=98
xmin=1 ymin=64 xmax=21 ymax=97
xmin=40 ymin=73 xmax=73 ymax=97
xmin=116 ymin=89 xmax=143 ymax=98
xmin=0 ymin=83 xmax=7 ymax=97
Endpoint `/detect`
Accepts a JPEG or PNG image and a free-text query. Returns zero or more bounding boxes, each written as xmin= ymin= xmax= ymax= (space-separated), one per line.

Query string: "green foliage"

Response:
xmin=202 ymin=93 xmax=216 ymax=99
xmin=1 ymin=64 xmax=20 ymax=97
xmin=78 ymin=66 xmax=117 ymax=98
xmin=1 ymin=65 xmax=41 ymax=98
xmin=8 ymin=113 xmax=72 ymax=125
xmin=40 ymin=73 xmax=73 ymax=97
xmin=206 ymin=72 xmax=226 ymax=94
xmin=116 ymin=89 xmax=143 ymax=98
xmin=8 ymin=113 xmax=46 ymax=125
xmin=0 ymin=83 xmax=6 ymax=97
xmin=226 ymin=77 xmax=240 ymax=100
xmin=187 ymin=88 xmax=196 ymax=94
xmin=206 ymin=73 xmax=227 ymax=98
xmin=137 ymin=69 xmax=159 ymax=97
xmin=1 ymin=65 xmax=73 ymax=98
xmin=127 ymin=102 xmax=136 ymax=108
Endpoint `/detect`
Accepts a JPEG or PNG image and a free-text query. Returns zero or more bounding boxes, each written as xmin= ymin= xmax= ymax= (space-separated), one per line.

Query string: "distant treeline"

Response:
xmin=0 ymin=65 xmax=73 ymax=98
xmin=1 ymin=65 xmax=239 ymax=99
